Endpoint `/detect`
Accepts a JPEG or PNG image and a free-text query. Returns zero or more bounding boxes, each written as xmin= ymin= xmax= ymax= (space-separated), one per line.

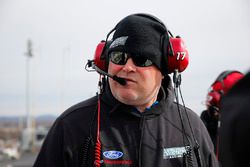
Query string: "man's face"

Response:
xmin=108 ymin=55 xmax=164 ymax=111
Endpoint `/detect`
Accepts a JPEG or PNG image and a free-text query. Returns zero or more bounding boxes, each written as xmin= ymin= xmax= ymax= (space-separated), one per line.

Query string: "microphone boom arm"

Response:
xmin=86 ymin=60 xmax=126 ymax=85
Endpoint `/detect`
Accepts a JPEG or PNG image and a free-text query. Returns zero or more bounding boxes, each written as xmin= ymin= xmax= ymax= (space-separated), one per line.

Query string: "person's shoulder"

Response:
xmin=172 ymin=102 xmax=199 ymax=118
xmin=167 ymin=102 xmax=202 ymax=125
xmin=58 ymin=96 xmax=98 ymax=121
xmin=183 ymin=105 xmax=201 ymax=119
xmin=178 ymin=104 xmax=206 ymax=127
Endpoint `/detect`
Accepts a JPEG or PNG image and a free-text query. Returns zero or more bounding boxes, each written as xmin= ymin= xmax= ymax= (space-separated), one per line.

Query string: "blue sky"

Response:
xmin=0 ymin=0 xmax=249 ymax=117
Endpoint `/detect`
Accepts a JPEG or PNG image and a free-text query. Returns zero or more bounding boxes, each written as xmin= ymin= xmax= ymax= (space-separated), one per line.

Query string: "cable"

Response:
xmin=173 ymin=70 xmax=205 ymax=167
xmin=173 ymin=70 xmax=189 ymax=145
xmin=94 ymin=75 xmax=103 ymax=167
xmin=178 ymin=78 xmax=203 ymax=167
xmin=173 ymin=83 xmax=188 ymax=146
xmin=82 ymin=136 xmax=92 ymax=167
xmin=173 ymin=70 xmax=194 ymax=167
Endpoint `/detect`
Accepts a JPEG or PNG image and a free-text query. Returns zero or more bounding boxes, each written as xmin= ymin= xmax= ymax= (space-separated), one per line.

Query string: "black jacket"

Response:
xmin=218 ymin=71 xmax=250 ymax=167
xmin=33 ymin=77 xmax=219 ymax=167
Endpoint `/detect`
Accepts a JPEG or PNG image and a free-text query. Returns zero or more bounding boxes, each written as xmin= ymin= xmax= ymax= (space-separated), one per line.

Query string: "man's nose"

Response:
xmin=122 ymin=58 xmax=136 ymax=72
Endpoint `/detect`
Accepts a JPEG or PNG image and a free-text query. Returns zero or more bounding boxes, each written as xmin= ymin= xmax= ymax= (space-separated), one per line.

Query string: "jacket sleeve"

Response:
xmin=33 ymin=118 xmax=68 ymax=167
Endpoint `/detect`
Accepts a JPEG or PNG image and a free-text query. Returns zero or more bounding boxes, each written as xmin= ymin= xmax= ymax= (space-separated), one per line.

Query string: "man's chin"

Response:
xmin=115 ymin=93 xmax=139 ymax=105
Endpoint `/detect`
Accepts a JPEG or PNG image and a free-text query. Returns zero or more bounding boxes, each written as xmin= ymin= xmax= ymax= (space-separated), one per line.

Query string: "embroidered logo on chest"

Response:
xmin=103 ymin=150 xmax=123 ymax=159
xmin=163 ymin=146 xmax=190 ymax=159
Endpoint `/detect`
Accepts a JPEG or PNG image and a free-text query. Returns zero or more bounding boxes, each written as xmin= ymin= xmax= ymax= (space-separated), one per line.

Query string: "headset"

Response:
xmin=206 ymin=70 xmax=244 ymax=110
xmin=205 ymin=70 xmax=244 ymax=158
xmin=92 ymin=13 xmax=189 ymax=76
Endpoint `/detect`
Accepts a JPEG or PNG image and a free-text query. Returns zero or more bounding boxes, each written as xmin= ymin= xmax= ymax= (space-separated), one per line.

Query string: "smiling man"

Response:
xmin=33 ymin=13 xmax=219 ymax=167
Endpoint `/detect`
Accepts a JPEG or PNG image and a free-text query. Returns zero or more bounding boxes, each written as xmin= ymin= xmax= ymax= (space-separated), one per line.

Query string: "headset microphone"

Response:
xmin=86 ymin=60 xmax=127 ymax=86
xmin=112 ymin=75 xmax=127 ymax=85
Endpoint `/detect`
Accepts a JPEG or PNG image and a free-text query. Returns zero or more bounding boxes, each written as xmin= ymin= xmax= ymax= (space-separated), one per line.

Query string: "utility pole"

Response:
xmin=25 ymin=39 xmax=33 ymax=129
xmin=21 ymin=39 xmax=34 ymax=152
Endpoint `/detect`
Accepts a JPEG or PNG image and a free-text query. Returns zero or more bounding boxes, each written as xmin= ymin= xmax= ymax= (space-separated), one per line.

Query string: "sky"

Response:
xmin=0 ymin=0 xmax=249 ymax=117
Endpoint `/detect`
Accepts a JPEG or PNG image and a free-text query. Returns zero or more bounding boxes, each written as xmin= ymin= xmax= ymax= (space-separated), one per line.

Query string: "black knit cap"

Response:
xmin=108 ymin=14 xmax=169 ymax=75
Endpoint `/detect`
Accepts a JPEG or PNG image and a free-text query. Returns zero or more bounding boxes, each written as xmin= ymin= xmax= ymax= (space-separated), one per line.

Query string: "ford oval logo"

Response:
xmin=103 ymin=150 xmax=123 ymax=159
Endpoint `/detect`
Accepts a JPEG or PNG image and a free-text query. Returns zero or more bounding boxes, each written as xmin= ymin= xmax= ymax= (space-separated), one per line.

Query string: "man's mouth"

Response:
xmin=122 ymin=77 xmax=136 ymax=83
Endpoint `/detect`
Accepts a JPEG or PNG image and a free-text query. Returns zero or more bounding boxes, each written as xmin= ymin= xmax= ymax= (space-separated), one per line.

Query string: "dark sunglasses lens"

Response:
xmin=133 ymin=57 xmax=153 ymax=67
xmin=110 ymin=52 xmax=127 ymax=65
xmin=110 ymin=52 xmax=153 ymax=67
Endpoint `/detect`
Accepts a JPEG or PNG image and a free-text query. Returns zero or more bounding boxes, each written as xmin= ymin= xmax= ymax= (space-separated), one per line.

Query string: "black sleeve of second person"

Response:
xmin=200 ymin=110 xmax=218 ymax=150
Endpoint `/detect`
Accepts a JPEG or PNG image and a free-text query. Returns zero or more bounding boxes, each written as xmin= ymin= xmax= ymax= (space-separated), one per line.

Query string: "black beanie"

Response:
xmin=108 ymin=14 xmax=169 ymax=74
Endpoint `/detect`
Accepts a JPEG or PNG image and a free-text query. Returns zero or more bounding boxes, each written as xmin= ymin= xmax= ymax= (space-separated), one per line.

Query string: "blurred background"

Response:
xmin=0 ymin=0 xmax=249 ymax=166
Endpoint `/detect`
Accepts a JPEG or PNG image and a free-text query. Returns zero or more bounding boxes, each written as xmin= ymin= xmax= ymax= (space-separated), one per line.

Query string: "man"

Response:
xmin=34 ymin=13 xmax=219 ymax=167
xmin=218 ymin=71 xmax=250 ymax=167
xmin=200 ymin=70 xmax=244 ymax=155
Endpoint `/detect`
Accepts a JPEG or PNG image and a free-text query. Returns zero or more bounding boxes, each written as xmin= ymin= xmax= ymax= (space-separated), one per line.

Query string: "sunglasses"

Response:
xmin=109 ymin=51 xmax=153 ymax=67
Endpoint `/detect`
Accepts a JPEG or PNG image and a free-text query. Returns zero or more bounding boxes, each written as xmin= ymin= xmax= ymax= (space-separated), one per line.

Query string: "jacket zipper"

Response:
xmin=138 ymin=115 xmax=145 ymax=167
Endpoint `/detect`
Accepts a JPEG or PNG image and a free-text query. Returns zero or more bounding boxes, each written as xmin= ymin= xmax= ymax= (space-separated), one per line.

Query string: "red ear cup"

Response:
xmin=167 ymin=37 xmax=189 ymax=74
xmin=93 ymin=41 xmax=106 ymax=71
xmin=207 ymin=81 xmax=225 ymax=109
xmin=212 ymin=71 xmax=244 ymax=95
xmin=206 ymin=91 xmax=221 ymax=109
xmin=212 ymin=81 xmax=224 ymax=93
xmin=206 ymin=71 xmax=244 ymax=110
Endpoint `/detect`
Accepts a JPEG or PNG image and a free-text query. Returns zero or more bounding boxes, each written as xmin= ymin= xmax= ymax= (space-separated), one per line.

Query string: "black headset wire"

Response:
xmin=173 ymin=71 xmax=194 ymax=167
xmin=173 ymin=76 xmax=188 ymax=146
xmin=177 ymin=73 xmax=204 ymax=167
